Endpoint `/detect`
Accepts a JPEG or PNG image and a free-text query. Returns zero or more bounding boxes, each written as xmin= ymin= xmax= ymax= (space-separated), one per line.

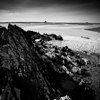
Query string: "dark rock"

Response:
xmin=81 ymin=36 xmax=90 ymax=39
xmin=0 ymin=24 xmax=98 ymax=100
xmin=26 ymin=30 xmax=41 ymax=41
xmin=0 ymin=24 xmax=53 ymax=100
xmin=26 ymin=31 xmax=63 ymax=42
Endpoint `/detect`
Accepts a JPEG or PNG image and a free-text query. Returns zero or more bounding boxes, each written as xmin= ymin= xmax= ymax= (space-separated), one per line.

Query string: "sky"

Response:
xmin=0 ymin=0 xmax=100 ymax=22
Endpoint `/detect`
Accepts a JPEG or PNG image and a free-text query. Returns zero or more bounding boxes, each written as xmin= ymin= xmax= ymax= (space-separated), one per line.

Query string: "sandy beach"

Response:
xmin=0 ymin=23 xmax=100 ymax=53
xmin=17 ymin=23 xmax=100 ymax=53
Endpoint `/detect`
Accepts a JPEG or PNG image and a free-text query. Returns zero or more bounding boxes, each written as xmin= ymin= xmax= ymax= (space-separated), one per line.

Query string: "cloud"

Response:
xmin=0 ymin=0 xmax=100 ymax=22
xmin=0 ymin=0 xmax=100 ymax=10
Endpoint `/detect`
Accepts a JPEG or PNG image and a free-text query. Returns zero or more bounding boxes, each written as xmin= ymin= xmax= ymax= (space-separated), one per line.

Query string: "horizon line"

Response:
xmin=0 ymin=21 xmax=100 ymax=24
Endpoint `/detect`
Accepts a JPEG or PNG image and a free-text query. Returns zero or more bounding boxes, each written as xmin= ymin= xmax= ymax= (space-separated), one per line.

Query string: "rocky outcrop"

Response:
xmin=0 ymin=24 xmax=100 ymax=100
xmin=26 ymin=30 xmax=63 ymax=42
xmin=0 ymin=24 xmax=54 ymax=100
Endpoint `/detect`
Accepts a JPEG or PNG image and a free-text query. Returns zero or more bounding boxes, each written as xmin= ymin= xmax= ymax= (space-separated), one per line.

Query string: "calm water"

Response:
xmin=0 ymin=22 xmax=100 ymax=38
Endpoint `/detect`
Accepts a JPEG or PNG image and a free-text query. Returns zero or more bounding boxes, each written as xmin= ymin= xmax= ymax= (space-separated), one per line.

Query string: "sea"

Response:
xmin=0 ymin=22 xmax=100 ymax=39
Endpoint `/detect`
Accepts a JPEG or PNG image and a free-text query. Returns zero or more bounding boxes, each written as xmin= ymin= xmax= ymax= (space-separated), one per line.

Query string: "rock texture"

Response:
xmin=0 ymin=24 xmax=100 ymax=100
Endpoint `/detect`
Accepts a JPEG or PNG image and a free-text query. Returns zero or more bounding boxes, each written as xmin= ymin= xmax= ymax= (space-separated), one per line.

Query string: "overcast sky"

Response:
xmin=0 ymin=0 xmax=100 ymax=22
